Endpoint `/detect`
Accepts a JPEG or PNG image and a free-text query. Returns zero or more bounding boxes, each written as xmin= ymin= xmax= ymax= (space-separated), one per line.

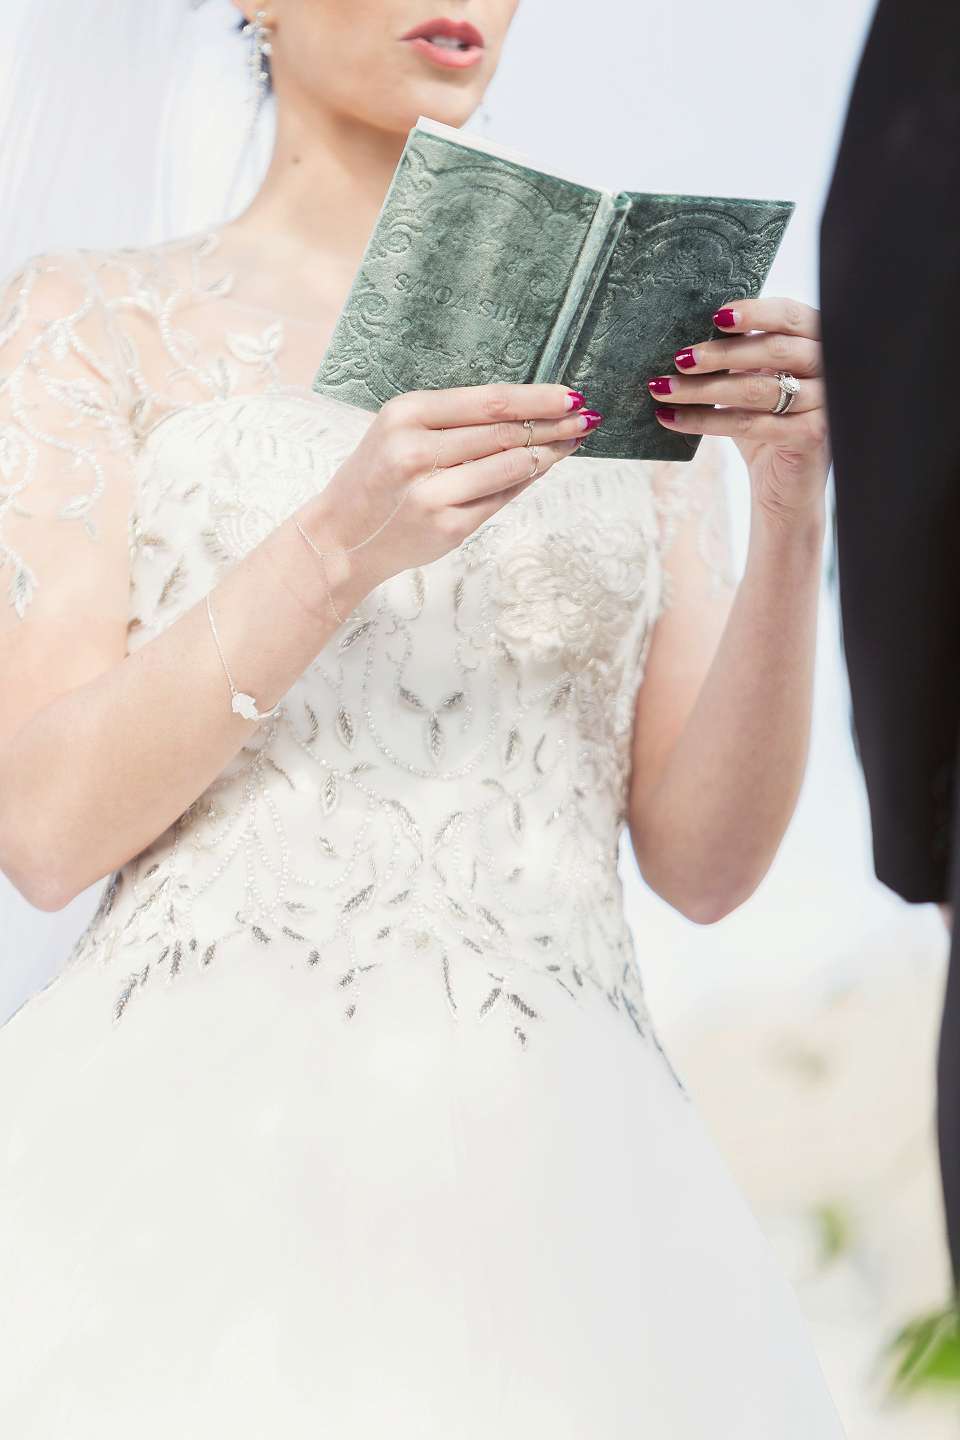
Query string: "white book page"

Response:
xmin=414 ymin=117 xmax=618 ymax=198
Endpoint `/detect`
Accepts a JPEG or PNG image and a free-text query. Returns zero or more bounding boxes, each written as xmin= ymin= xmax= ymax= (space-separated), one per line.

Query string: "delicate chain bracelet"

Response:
xmin=204 ymin=431 xmax=445 ymax=720
xmin=294 ymin=429 xmax=445 ymax=625
xmin=206 ymin=593 xmax=281 ymax=723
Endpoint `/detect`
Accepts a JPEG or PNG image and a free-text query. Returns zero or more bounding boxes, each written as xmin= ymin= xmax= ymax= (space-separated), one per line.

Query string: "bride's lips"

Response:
xmin=400 ymin=17 xmax=485 ymax=69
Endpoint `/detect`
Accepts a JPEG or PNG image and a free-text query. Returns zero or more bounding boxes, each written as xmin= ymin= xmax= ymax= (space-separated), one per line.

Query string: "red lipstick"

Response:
xmin=401 ymin=17 xmax=485 ymax=70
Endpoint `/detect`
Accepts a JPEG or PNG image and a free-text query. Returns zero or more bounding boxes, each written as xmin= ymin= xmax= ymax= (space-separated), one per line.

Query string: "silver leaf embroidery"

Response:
xmin=335 ymin=705 xmax=356 ymax=751
xmin=509 ymin=800 xmax=524 ymax=844
xmin=507 ymin=992 xmax=538 ymax=1020
xmin=434 ymin=811 xmax=464 ymax=847
xmin=384 ymin=799 xmax=422 ymax=850
xmin=27 ymin=241 xmax=672 ymax=1060
xmin=320 ymin=772 xmax=339 ymax=815
xmin=342 ymin=884 xmax=374 ymax=915
xmin=399 ymin=685 xmax=426 ymax=713
xmin=8 ymin=562 xmax=37 ymax=619
xmin=548 ymin=678 xmax=573 ymax=712
xmin=425 ymin=712 xmax=444 ymax=765
xmin=339 ymin=620 xmax=372 ymax=652
xmin=500 ymin=726 xmax=523 ymax=772
xmin=477 ymin=905 xmax=506 ymax=938
xmin=495 ymin=638 xmax=519 ymax=670
xmin=158 ymin=557 xmax=185 ymax=608
xmin=479 ymin=985 xmax=502 ymax=1018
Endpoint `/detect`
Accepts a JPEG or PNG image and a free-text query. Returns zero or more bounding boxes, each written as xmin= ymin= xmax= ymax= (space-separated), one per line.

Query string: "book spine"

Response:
xmin=532 ymin=193 xmax=631 ymax=384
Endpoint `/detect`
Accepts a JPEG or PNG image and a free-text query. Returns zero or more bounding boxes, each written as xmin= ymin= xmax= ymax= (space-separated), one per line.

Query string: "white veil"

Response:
xmin=0 ymin=0 xmax=275 ymax=278
xmin=0 ymin=0 xmax=275 ymax=1024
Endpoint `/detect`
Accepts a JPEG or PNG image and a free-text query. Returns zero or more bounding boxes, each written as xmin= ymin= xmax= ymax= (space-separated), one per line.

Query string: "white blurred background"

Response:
xmin=0 ymin=1 xmax=955 ymax=1433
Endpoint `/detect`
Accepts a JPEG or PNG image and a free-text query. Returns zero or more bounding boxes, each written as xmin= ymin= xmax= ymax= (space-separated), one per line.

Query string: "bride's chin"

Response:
xmin=367 ymin=93 xmax=482 ymax=140
xmin=409 ymin=86 xmax=485 ymax=129
xmin=387 ymin=63 xmax=490 ymax=130
xmin=317 ymin=65 xmax=489 ymax=142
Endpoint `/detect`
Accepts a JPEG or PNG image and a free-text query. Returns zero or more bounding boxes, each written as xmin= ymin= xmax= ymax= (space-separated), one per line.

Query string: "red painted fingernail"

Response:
xmin=566 ymin=391 xmax=585 ymax=410
xmin=655 ymin=407 xmax=678 ymax=424
xmin=647 ymin=376 xmax=674 ymax=396
xmin=580 ymin=410 xmax=603 ymax=432
xmin=713 ymin=307 xmax=738 ymax=329
xmin=674 ymin=348 xmax=697 ymax=370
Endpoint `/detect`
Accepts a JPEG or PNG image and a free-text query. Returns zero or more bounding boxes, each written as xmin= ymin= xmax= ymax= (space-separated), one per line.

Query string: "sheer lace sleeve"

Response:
xmin=650 ymin=437 xmax=736 ymax=609
xmin=0 ymin=252 xmax=134 ymax=636
xmin=628 ymin=438 xmax=736 ymax=789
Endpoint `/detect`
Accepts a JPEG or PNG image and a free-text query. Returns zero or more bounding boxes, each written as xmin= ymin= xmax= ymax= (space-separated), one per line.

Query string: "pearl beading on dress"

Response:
xmin=0 ymin=234 xmax=732 ymax=1051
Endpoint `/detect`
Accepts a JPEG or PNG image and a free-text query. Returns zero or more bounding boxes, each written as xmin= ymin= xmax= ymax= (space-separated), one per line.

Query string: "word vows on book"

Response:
xmin=314 ymin=118 xmax=793 ymax=462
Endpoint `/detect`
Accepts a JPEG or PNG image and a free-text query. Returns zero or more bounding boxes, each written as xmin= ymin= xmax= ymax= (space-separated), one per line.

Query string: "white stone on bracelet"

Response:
xmin=206 ymin=593 xmax=281 ymax=722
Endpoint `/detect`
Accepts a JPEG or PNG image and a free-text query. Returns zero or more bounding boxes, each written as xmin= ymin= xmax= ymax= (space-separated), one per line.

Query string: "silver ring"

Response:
xmin=522 ymin=419 xmax=535 ymax=447
xmin=771 ymin=372 xmax=801 ymax=415
xmin=527 ymin=445 xmax=540 ymax=479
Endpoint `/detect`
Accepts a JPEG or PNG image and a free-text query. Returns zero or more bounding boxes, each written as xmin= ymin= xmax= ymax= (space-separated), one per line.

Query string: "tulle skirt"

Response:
xmin=0 ymin=940 xmax=845 ymax=1438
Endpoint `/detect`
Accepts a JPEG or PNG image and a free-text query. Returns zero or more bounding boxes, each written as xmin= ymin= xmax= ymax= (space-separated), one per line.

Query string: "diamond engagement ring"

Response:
xmin=527 ymin=445 xmax=540 ymax=478
xmin=522 ymin=419 xmax=535 ymax=447
xmin=771 ymin=372 xmax=801 ymax=415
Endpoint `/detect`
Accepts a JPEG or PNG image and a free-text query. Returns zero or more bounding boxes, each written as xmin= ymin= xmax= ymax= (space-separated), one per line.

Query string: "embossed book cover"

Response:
xmin=314 ymin=119 xmax=793 ymax=462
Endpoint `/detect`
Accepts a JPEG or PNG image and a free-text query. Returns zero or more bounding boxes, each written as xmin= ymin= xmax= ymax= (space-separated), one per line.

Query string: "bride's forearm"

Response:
xmin=0 ymin=495 xmax=368 ymax=911
xmin=0 ymin=382 xmax=583 ymax=912
xmin=629 ymin=500 xmax=825 ymax=923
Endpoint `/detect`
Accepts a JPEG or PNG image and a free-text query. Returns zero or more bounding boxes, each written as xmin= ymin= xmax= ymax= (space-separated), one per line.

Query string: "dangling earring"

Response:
xmin=242 ymin=9 xmax=273 ymax=123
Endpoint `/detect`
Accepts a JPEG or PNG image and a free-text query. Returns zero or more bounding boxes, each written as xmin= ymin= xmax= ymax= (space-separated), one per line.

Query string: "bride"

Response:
xmin=0 ymin=0 xmax=843 ymax=1435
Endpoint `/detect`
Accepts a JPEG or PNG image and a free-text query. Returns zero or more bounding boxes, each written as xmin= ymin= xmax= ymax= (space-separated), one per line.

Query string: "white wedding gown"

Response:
xmin=0 ymin=236 xmax=845 ymax=1438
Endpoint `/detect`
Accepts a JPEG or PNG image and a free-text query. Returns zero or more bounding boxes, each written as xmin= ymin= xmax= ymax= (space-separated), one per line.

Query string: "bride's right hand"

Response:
xmin=0 ymin=383 xmax=597 ymax=906
xmin=301 ymin=383 xmax=600 ymax=594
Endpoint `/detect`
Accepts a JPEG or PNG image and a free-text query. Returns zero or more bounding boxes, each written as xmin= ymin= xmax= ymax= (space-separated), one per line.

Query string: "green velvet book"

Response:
xmin=314 ymin=119 xmax=794 ymax=462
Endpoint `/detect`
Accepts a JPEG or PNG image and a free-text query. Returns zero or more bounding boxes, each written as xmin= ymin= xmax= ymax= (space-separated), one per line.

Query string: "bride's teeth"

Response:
xmin=430 ymin=35 xmax=464 ymax=50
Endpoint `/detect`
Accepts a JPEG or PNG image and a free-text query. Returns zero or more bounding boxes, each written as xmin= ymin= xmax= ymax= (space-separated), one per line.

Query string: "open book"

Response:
xmin=314 ymin=119 xmax=793 ymax=462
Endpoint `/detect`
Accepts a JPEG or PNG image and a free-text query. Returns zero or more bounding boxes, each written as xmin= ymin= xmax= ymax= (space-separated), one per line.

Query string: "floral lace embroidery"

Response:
xmin=2 ymin=234 xmax=726 ymax=1064
xmin=651 ymin=443 xmax=735 ymax=600
xmin=0 ymin=254 xmax=132 ymax=617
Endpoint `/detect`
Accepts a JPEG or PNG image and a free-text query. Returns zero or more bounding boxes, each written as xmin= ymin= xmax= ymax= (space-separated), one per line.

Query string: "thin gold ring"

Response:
xmin=523 ymin=419 xmax=535 ymax=448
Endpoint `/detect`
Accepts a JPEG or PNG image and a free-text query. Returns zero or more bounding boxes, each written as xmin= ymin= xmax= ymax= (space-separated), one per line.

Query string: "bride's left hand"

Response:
xmin=648 ymin=298 xmax=830 ymax=525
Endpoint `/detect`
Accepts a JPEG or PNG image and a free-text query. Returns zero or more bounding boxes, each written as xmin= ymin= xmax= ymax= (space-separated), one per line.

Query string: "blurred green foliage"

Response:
xmin=886 ymin=1302 xmax=960 ymax=1396
xmin=812 ymin=1201 xmax=852 ymax=1265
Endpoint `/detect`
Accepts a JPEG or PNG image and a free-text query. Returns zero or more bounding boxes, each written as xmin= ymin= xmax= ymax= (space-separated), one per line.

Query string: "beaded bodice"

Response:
xmin=0 ymin=233 xmax=729 ymax=1044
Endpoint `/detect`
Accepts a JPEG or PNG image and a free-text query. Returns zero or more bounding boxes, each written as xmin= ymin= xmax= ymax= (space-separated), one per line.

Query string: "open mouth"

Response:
xmin=400 ymin=17 xmax=486 ymax=70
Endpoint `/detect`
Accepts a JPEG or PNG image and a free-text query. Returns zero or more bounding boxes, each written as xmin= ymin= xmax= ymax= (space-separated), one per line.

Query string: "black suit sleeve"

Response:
xmin=820 ymin=0 xmax=960 ymax=902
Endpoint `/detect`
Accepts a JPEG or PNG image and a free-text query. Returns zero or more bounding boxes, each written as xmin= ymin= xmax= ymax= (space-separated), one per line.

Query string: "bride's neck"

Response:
xmin=233 ymin=96 xmax=406 ymax=267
